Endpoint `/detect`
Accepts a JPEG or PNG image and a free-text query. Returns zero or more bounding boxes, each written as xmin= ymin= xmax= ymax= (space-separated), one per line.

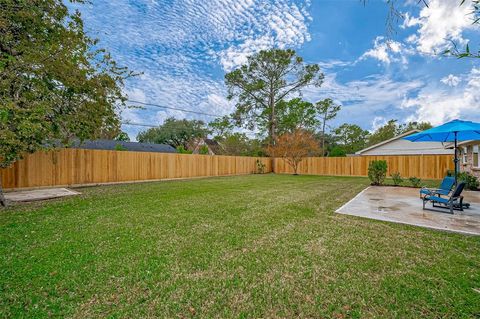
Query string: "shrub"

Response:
xmin=176 ymin=145 xmax=192 ymax=154
xmin=199 ymin=145 xmax=209 ymax=155
xmin=329 ymin=146 xmax=346 ymax=157
xmin=368 ymin=160 xmax=387 ymax=186
xmin=408 ymin=177 xmax=422 ymax=188
xmin=255 ymin=159 xmax=266 ymax=174
xmin=114 ymin=143 xmax=127 ymax=151
xmin=390 ymin=172 xmax=403 ymax=186
xmin=458 ymin=172 xmax=479 ymax=190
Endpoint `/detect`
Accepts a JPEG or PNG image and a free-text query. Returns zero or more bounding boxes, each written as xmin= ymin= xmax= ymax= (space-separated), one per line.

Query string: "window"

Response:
xmin=462 ymin=146 xmax=468 ymax=164
xmin=474 ymin=145 xmax=479 ymax=168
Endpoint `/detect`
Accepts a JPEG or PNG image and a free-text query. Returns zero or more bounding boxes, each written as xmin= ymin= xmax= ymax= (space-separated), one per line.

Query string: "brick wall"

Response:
xmin=460 ymin=145 xmax=480 ymax=178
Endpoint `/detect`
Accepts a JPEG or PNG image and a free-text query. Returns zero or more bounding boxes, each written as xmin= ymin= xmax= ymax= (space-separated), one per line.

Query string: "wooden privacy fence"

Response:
xmin=1 ymin=149 xmax=272 ymax=190
xmin=274 ymin=155 xmax=454 ymax=179
xmin=1 ymin=150 xmax=454 ymax=190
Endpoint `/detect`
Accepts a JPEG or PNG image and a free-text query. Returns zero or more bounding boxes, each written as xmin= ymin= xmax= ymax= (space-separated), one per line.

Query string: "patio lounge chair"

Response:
xmin=422 ymin=182 xmax=466 ymax=214
xmin=419 ymin=176 xmax=455 ymax=199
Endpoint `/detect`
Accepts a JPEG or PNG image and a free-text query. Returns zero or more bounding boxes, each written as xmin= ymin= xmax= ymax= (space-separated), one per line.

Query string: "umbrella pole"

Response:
xmin=454 ymin=132 xmax=458 ymax=187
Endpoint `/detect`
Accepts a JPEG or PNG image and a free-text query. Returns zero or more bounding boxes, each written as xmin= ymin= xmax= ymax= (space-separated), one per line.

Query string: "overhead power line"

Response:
xmin=127 ymin=100 xmax=219 ymax=118
xmin=121 ymin=122 xmax=214 ymax=131
xmin=122 ymin=121 xmax=158 ymax=128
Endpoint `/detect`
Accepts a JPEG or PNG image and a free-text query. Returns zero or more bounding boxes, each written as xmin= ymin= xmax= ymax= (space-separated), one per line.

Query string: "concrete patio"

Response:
xmin=4 ymin=188 xmax=80 ymax=202
xmin=337 ymin=186 xmax=480 ymax=236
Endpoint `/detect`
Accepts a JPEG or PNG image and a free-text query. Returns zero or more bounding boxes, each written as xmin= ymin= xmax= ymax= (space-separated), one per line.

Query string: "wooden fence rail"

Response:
xmin=1 ymin=149 xmax=272 ymax=190
xmin=1 ymin=150 xmax=454 ymax=190
xmin=274 ymin=155 xmax=454 ymax=180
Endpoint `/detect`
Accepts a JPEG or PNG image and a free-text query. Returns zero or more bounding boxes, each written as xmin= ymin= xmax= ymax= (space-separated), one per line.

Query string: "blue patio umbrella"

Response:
xmin=404 ymin=119 xmax=480 ymax=185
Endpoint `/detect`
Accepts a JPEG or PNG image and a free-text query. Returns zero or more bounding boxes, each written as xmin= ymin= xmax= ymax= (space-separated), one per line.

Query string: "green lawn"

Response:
xmin=1 ymin=174 xmax=479 ymax=318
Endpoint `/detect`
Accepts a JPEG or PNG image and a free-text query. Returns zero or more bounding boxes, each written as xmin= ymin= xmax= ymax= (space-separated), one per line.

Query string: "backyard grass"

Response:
xmin=1 ymin=174 xmax=479 ymax=318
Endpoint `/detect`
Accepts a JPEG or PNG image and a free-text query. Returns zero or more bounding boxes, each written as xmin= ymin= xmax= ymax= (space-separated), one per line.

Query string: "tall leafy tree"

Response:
xmin=225 ymin=49 xmax=324 ymax=145
xmin=401 ymin=121 xmax=433 ymax=133
xmin=367 ymin=119 xmax=400 ymax=147
xmin=209 ymin=115 xmax=234 ymax=140
xmin=115 ymin=131 xmax=131 ymax=142
xmin=208 ymin=116 xmax=265 ymax=156
xmin=333 ymin=123 xmax=370 ymax=155
xmin=367 ymin=119 xmax=432 ymax=147
xmin=137 ymin=118 xmax=209 ymax=149
xmin=0 ymin=0 xmax=133 ymax=206
xmin=220 ymin=133 xmax=266 ymax=157
xmin=313 ymin=132 xmax=338 ymax=156
xmin=275 ymin=98 xmax=320 ymax=135
xmin=329 ymin=146 xmax=347 ymax=157
xmin=317 ymin=98 xmax=341 ymax=156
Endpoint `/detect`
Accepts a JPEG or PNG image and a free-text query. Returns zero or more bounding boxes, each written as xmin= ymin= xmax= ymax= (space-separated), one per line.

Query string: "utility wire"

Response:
xmin=127 ymin=100 xmax=219 ymax=118
xmin=122 ymin=122 xmax=158 ymax=128
xmin=122 ymin=122 xmax=215 ymax=130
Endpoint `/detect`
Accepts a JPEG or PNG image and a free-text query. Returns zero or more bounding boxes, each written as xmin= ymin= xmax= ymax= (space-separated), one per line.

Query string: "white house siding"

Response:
xmin=359 ymin=139 xmax=453 ymax=156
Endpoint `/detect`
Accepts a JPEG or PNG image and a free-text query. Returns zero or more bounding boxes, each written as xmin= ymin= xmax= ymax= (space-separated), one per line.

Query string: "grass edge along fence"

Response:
xmin=274 ymin=155 xmax=454 ymax=180
xmin=1 ymin=149 xmax=454 ymax=190
xmin=1 ymin=149 xmax=272 ymax=190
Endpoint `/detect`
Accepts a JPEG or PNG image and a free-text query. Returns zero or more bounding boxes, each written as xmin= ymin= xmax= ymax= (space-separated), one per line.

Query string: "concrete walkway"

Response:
xmin=5 ymin=188 xmax=80 ymax=202
xmin=336 ymin=186 xmax=480 ymax=236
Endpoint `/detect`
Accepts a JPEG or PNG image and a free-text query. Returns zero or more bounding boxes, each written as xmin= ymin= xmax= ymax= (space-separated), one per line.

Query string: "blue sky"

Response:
xmin=69 ymin=0 xmax=480 ymax=140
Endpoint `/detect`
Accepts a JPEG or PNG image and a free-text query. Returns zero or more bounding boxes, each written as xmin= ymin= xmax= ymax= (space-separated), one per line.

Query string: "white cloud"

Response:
xmin=359 ymin=36 xmax=412 ymax=65
xmin=126 ymin=88 xmax=147 ymax=104
xmin=124 ymin=71 xmax=232 ymax=120
xmin=99 ymin=0 xmax=311 ymax=72
xmin=402 ymin=67 xmax=480 ymax=125
xmin=440 ymin=74 xmax=461 ymax=87
xmin=316 ymin=60 xmax=352 ymax=69
xmin=217 ymin=1 xmax=312 ymax=70
xmin=219 ymin=35 xmax=274 ymax=71
xmin=154 ymin=109 xmax=187 ymax=124
xmin=303 ymin=72 xmax=424 ymax=130
xmin=305 ymin=73 xmax=422 ymax=105
xmin=402 ymin=0 xmax=478 ymax=55
xmin=371 ymin=116 xmax=388 ymax=132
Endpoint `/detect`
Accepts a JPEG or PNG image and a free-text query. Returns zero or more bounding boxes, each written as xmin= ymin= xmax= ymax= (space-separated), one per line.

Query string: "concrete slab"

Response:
xmin=336 ymin=186 xmax=480 ymax=236
xmin=5 ymin=188 xmax=81 ymax=202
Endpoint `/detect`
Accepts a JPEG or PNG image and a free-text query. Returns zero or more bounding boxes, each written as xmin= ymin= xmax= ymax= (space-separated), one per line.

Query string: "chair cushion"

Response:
xmin=420 ymin=188 xmax=450 ymax=196
xmin=426 ymin=196 xmax=449 ymax=204
xmin=436 ymin=189 xmax=450 ymax=196
xmin=439 ymin=176 xmax=455 ymax=191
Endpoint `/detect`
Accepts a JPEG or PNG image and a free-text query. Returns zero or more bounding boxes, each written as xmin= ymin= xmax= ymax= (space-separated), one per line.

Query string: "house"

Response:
xmin=458 ymin=141 xmax=480 ymax=178
xmin=71 ymin=139 xmax=177 ymax=153
xmin=354 ymin=130 xmax=454 ymax=156
xmin=188 ymin=138 xmax=223 ymax=155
